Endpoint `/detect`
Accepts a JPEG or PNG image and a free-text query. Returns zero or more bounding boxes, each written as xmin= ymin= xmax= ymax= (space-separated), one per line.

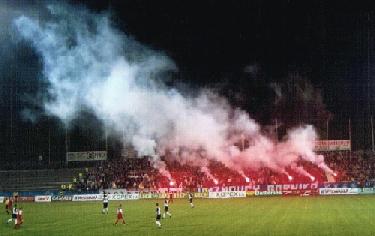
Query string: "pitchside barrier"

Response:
xmin=2 ymin=186 xmax=375 ymax=202
xmin=72 ymin=193 xmax=140 ymax=201
xmin=208 ymin=191 xmax=246 ymax=198
xmin=360 ymin=188 xmax=375 ymax=194
xmin=35 ymin=195 xmax=52 ymax=202
xmin=51 ymin=195 xmax=73 ymax=201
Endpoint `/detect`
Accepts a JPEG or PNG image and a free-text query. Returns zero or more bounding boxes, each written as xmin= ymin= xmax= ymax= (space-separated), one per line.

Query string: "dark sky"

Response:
xmin=74 ymin=0 xmax=373 ymax=114
xmin=1 ymin=0 xmax=375 ymax=167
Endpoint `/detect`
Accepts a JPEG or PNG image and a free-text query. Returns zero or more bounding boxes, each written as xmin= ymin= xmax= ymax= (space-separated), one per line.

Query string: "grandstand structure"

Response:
xmin=0 ymin=169 xmax=83 ymax=193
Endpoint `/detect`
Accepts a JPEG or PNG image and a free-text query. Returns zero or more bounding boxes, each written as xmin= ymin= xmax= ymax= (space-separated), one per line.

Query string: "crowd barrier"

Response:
xmin=35 ymin=195 xmax=52 ymax=202
xmin=2 ymin=184 xmax=375 ymax=202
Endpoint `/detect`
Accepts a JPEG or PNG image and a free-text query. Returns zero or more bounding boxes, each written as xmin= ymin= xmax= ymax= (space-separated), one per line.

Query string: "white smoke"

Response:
xmin=13 ymin=3 xmax=332 ymax=179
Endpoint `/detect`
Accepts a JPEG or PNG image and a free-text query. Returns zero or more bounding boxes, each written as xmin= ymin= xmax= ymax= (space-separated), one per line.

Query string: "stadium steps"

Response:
xmin=0 ymin=168 xmax=83 ymax=192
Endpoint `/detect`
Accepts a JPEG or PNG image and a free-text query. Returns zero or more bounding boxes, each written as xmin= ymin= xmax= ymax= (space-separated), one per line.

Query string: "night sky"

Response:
xmin=1 ymin=0 xmax=375 ymax=167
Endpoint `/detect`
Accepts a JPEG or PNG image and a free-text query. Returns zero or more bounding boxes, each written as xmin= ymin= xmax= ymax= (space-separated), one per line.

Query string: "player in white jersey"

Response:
xmin=102 ymin=192 xmax=109 ymax=214
xmin=7 ymin=204 xmax=18 ymax=224
xmin=163 ymin=198 xmax=172 ymax=218
xmin=188 ymin=192 xmax=194 ymax=208
xmin=155 ymin=203 xmax=161 ymax=228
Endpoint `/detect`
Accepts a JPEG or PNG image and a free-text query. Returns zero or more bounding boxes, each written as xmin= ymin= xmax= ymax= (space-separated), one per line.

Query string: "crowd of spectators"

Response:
xmin=70 ymin=150 xmax=375 ymax=192
xmin=72 ymin=158 xmax=164 ymax=192
xmin=324 ymin=151 xmax=375 ymax=186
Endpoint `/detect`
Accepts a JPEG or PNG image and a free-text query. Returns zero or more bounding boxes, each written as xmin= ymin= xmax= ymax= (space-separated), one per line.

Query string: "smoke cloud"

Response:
xmin=13 ymin=3 xmax=331 ymax=179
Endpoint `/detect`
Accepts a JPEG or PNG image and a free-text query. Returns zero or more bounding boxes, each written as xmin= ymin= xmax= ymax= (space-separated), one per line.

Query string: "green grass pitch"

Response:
xmin=1 ymin=195 xmax=375 ymax=236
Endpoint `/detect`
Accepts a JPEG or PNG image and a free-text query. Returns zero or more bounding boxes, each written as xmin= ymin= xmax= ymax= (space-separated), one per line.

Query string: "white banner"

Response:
xmin=108 ymin=193 xmax=139 ymax=200
xmin=72 ymin=193 xmax=140 ymax=201
xmin=66 ymin=151 xmax=107 ymax=162
xmin=0 ymin=196 xmax=4 ymax=203
xmin=208 ymin=191 xmax=246 ymax=199
xmin=314 ymin=140 xmax=351 ymax=151
xmin=51 ymin=195 xmax=73 ymax=201
xmin=35 ymin=195 xmax=52 ymax=202
xmin=72 ymin=194 xmax=101 ymax=201
xmin=255 ymin=191 xmax=283 ymax=196
xmin=319 ymin=188 xmax=360 ymax=195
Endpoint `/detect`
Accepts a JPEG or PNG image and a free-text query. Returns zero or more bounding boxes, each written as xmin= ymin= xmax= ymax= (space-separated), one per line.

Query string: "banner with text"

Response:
xmin=67 ymin=151 xmax=107 ymax=162
xmin=108 ymin=193 xmax=139 ymax=200
xmin=319 ymin=188 xmax=360 ymax=195
xmin=72 ymin=193 xmax=139 ymax=201
xmin=35 ymin=195 xmax=52 ymax=202
xmin=208 ymin=191 xmax=246 ymax=199
xmin=208 ymin=182 xmax=319 ymax=192
xmin=18 ymin=196 xmax=35 ymax=202
xmin=255 ymin=191 xmax=282 ymax=196
xmin=314 ymin=140 xmax=351 ymax=151
xmin=52 ymin=195 xmax=73 ymax=201
xmin=360 ymin=188 xmax=375 ymax=194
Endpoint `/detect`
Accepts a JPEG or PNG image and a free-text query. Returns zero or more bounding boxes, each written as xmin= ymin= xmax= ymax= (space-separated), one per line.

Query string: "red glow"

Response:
xmin=169 ymin=181 xmax=175 ymax=186
xmin=288 ymin=175 xmax=293 ymax=181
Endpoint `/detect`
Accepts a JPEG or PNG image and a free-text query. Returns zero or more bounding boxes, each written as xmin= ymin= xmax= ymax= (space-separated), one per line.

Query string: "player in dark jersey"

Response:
xmin=155 ymin=203 xmax=161 ymax=228
xmin=188 ymin=192 xmax=194 ymax=208
xmin=7 ymin=204 xmax=17 ymax=224
xmin=102 ymin=191 xmax=109 ymax=214
xmin=163 ymin=198 xmax=172 ymax=218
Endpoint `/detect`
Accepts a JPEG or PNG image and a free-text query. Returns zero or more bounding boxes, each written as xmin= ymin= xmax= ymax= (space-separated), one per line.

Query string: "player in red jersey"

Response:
xmin=4 ymin=198 xmax=10 ymax=214
xmin=14 ymin=207 xmax=23 ymax=229
xmin=7 ymin=198 xmax=13 ymax=215
xmin=169 ymin=192 xmax=173 ymax=203
xmin=114 ymin=204 xmax=125 ymax=225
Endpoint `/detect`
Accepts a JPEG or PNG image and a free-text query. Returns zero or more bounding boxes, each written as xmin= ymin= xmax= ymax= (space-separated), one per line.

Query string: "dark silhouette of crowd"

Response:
xmin=71 ymin=150 xmax=375 ymax=192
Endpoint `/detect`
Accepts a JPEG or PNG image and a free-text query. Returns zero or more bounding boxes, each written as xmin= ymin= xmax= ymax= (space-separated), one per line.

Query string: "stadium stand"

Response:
xmin=0 ymin=169 xmax=83 ymax=192
xmin=65 ymin=150 xmax=375 ymax=191
xmin=2 ymin=151 xmax=375 ymax=193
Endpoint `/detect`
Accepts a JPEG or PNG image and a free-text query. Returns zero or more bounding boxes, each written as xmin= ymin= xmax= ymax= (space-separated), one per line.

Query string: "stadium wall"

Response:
xmin=2 ymin=185 xmax=375 ymax=202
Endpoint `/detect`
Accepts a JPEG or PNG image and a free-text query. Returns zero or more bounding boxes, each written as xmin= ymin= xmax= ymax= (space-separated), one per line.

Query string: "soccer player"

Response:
xmin=7 ymin=204 xmax=17 ymax=224
xmin=9 ymin=198 xmax=13 ymax=214
xmin=102 ymin=191 xmax=109 ymax=214
xmin=6 ymin=198 xmax=13 ymax=215
xmin=114 ymin=204 xmax=125 ymax=225
xmin=188 ymin=192 xmax=194 ymax=208
xmin=155 ymin=203 xmax=162 ymax=228
xmin=163 ymin=198 xmax=172 ymax=218
xmin=14 ymin=207 xmax=23 ymax=229
xmin=13 ymin=192 xmax=19 ymax=203
xmin=5 ymin=197 xmax=10 ymax=214
xmin=168 ymin=192 xmax=174 ymax=203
